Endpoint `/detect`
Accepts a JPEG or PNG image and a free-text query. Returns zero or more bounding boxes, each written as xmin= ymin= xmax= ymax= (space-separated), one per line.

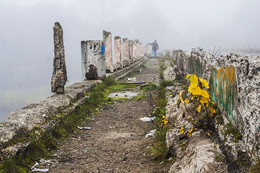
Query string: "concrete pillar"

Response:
xmin=133 ymin=40 xmax=138 ymax=62
xmin=103 ymin=30 xmax=114 ymax=72
xmin=137 ymin=41 xmax=144 ymax=60
xmin=144 ymin=44 xmax=153 ymax=57
xmin=122 ymin=38 xmax=130 ymax=67
xmin=114 ymin=36 xmax=122 ymax=69
xmin=81 ymin=40 xmax=106 ymax=80
xmin=129 ymin=40 xmax=134 ymax=64
xmin=51 ymin=22 xmax=67 ymax=94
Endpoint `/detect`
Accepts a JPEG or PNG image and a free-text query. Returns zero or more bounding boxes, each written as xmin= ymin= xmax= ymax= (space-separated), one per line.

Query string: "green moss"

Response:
xmin=216 ymin=114 xmax=224 ymax=125
xmin=107 ymin=84 xmax=136 ymax=91
xmin=160 ymin=80 xmax=175 ymax=87
xmin=249 ymin=159 xmax=260 ymax=173
xmin=0 ymin=158 xmax=26 ymax=173
xmin=175 ymin=74 xmax=185 ymax=84
xmin=223 ymin=123 xmax=242 ymax=141
xmin=214 ymin=153 xmax=225 ymax=162
xmin=142 ymin=82 xmax=158 ymax=91
xmin=178 ymin=140 xmax=188 ymax=151
xmin=132 ymin=95 xmax=146 ymax=101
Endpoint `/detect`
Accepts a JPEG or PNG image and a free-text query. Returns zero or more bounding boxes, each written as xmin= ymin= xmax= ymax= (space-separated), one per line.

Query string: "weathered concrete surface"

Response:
xmin=103 ymin=30 xmax=114 ymax=72
xmin=174 ymin=49 xmax=260 ymax=159
xmin=51 ymin=22 xmax=67 ymax=94
xmin=114 ymin=36 xmax=122 ymax=69
xmin=81 ymin=40 xmax=106 ymax=80
xmin=163 ymin=60 xmax=178 ymax=81
xmin=122 ymin=38 xmax=130 ymax=67
xmin=0 ymin=58 xmax=146 ymax=160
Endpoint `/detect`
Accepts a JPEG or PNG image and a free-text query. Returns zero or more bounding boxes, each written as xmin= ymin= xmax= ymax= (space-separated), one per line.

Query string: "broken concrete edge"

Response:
xmin=0 ymin=58 xmax=146 ymax=161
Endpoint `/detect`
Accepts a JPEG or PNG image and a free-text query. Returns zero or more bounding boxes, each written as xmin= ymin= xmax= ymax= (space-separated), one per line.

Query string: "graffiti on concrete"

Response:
xmin=81 ymin=40 xmax=106 ymax=80
xmin=209 ymin=66 xmax=237 ymax=123
xmin=103 ymin=30 xmax=114 ymax=72
xmin=51 ymin=22 xmax=67 ymax=94
xmin=114 ymin=36 xmax=122 ymax=69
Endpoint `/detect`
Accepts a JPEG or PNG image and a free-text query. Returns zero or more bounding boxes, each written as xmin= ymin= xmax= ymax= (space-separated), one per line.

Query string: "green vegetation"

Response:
xmin=223 ymin=123 xmax=242 ymax=141
xmin=150 ymin=96 xmax=168 ymax=160
xmin=160 ymin=80 xmax=175 ymax=87
xmin=248 ymin=159 xmax=260 ymax=173
xmin=159 ymin=60 xmax=166 ymax=80
xmin=150 ymin=59 xmax=173 ymax=161
xmin=214 ymin=152 xmax=225 ymax=163
xmin=141 ymin=82 xmax=158 ymax=91
xmin=131 ymin=94 xmax=146 ymax=101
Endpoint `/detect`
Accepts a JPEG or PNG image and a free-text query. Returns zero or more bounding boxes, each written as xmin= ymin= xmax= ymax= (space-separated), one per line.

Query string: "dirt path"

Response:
xmin=40 ymin=58 xmax=171 ymax=173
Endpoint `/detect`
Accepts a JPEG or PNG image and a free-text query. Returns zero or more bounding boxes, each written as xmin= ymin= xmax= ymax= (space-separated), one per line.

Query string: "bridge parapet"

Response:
xmin=174 ymin=49 xmax=260 ymax=159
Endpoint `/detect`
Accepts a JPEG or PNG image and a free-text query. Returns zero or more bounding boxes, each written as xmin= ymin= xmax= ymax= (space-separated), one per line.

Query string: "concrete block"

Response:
xmin=114 ymin=36 xmax=122 ymax=69
xmin=123 ymin=38 xmax=130 ymax=67
xmin=129 ymin=40 xmax=134 ymax=64
xmin=81 ymin=40 xmax=106 ymax=80
xmin=103 ymin=30 xmax=114 ymax=72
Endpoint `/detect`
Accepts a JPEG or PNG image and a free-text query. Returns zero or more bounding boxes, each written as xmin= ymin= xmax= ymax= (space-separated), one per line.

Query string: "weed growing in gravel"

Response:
xmin=149 ymin=59 xmax=173 ymax=162
xmin=141 ymin=82 xmax=158 ymax=91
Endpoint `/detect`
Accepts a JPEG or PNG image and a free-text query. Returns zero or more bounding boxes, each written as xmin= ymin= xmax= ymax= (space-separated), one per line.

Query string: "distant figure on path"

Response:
xmin=150 ymin=40 xmax=159 ymax=57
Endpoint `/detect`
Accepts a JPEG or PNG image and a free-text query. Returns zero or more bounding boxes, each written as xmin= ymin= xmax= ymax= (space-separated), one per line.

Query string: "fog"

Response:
xmin=0 ymin=0 xmax=260 ymax=121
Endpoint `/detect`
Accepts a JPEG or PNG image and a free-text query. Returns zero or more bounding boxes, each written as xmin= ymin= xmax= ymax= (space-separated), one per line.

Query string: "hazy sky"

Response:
xmin=0 ymin=0 xmax=259 ymax=120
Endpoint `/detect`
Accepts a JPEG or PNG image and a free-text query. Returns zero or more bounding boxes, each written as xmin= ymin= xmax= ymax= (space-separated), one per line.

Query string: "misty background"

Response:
xmin=0 ymin=0 xmax=260 ymax=121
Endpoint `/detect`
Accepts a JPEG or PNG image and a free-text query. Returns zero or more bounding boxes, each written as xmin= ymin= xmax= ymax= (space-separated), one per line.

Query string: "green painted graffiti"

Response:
xmin=209 ymin=66 xmax=237 ymax=122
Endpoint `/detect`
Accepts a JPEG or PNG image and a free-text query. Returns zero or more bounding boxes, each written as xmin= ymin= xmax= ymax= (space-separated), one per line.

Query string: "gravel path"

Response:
xmin=39 ymin=58 xmax=171 ymax=173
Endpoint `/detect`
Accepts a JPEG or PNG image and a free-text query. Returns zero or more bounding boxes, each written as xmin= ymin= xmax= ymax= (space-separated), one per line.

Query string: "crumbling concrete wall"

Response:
xmin=175 ymin=49 xmax=260 ymax=159
xmin=51 ymin=22 xmax=67 ymax=94
xmin=122 ymin=38 xmax=130 ymax=67
xmin=114 ymin=36 xmax=122 ymax=69
xmin=103 ymin=30 xmax=114 ymax=72
xmin=81 ymin=40 xmax=106 ymax=80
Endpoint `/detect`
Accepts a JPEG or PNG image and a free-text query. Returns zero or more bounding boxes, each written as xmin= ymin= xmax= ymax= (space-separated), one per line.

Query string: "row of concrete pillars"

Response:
xmin=81 ymin=30 xmax=153 ymax=80
xmin=51 ymin=22 xmax=153 ymax=94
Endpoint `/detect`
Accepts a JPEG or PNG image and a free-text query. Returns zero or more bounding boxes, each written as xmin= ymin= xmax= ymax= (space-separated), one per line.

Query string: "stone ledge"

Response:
xmin=0 ymin=58 xmax=146 ymax=160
